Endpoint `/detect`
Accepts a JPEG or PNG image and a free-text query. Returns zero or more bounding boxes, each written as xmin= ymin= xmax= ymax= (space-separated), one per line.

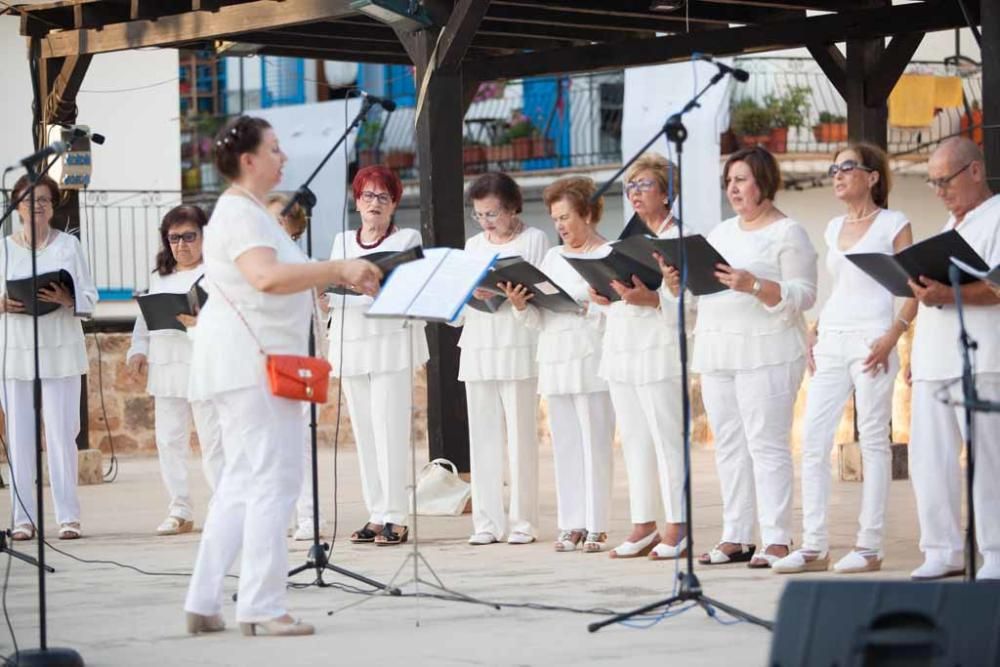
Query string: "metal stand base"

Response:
xmin=289 ymin=542 xmax=400 ymax=595
xmin=6 ymin=647 xmax=85 ymax=667
xmin=0 ymin=531 xmax=52 ymax=572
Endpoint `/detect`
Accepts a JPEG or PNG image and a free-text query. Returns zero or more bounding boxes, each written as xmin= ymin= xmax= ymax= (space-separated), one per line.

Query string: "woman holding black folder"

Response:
xmin=1 ymin=173 xmax=98 ymax=541
xmin=772 ymin=143 xmax=914 ymax=575
xmin=326 ymin=165 xmax=427 ymax=547
xmin=461 ymin=172 xmax=550 ymax=546
xmin=503 ymin=176 xmax=614 ymax=553
xmin=590 ymin=152 xmax=692 ymax=560
xmin=691 ymin=146 xmax=817 ymax=569
xmin=126 ymin=204 xmax=224 ymax=537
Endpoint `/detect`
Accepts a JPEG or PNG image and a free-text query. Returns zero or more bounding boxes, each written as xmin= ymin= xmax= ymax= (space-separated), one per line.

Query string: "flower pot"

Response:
xmin=463 ymin=145 xmax=486 ymax=174
xmin=960 ymin=110 xmax=983 ymax=147
xmin=769 ymin=126 xmax=788 ymax=153
xmin=486 ymin=144 xmax=513 ymax=163
xmin=531 ymin=136 xmax=554 ymax=158
xmin=812 ymin=122 xmax=848 ymax=144
xmin=358 ymin=149 xmax=379 ymax=167
xmin=719 ymin=129 xmax=739 ymax=154
xmin=738 ymin=134 xmax=771 ymax=150
xmin=385 ymin=150 xmax=415 ymax=171
xmin=512 ymin=137 xmax=533 ymax=161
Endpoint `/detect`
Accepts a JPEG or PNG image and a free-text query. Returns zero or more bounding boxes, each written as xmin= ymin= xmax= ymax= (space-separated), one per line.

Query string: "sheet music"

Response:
xmin=951 ymin=256 xmax=1000 ymax=287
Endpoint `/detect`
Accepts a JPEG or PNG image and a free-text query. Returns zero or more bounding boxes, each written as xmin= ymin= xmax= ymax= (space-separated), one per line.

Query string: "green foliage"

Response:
xmin=356 ymin=119 xmax=382 ymax=151
xmin=730 ymin=97 xmax=772 ymax=136
xmin=817 ymin=111 xmax=847 ymax=124
xmin=764 ymin=86 xmax=811 ymax=129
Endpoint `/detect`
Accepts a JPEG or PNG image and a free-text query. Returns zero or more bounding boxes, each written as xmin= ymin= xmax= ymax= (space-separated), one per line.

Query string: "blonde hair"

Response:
xmin=542 ymin=176 xmax=603 ymax=224
xmin=265 ymin=192 xmax=307 ymax=237
xmin=624 ymin=152 xmax=679 ymax=203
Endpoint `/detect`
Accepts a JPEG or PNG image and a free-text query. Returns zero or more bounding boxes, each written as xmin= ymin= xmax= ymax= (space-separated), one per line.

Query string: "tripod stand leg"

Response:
xmin=698 ymin=595 xmax=774 ymax=630
xmin=587 ymin=594 xmax=684 ymax=632
xmin=324 ymin=562 xmax=401 ymax=595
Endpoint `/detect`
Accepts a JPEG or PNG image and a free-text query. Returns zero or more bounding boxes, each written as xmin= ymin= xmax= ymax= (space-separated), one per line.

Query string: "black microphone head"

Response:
xmin=380 ymin=99 xmax=397 ymax=112
xmin=91 ymin=133 xmax=106 ymax=145
xmin=732 ymin=69 xmax=750 ymax=83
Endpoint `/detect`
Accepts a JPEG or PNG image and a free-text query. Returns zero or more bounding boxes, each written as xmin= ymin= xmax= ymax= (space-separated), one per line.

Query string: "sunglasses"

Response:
xmin=167 ymin=232 xmax=199 ymax=244
xmin=827 ymin=160 xmax=874 ymax=177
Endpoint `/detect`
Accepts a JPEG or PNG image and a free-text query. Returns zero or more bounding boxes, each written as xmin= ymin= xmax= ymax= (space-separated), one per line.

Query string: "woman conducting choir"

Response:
xmin=183 ymin=115 xmax=380 ymax=637
xmin=692 ymin=146 xmax=817 ymax=569
xmin=772 ymin=143 xmax=914 ymax=575
xmin=462 ymin=172 xmax=550 ymax=546
xmin=591 ymin=152 xmax=691 ymax=560
xmin=126 ymin=205 xmax=224 ymax=536
xmin=1 ymin=174 xmax=98 ymax=541
xmin=327 ymin=165 xmax=426 ymax=547
xmin=502 ymin=176 xmax=614 ymax=553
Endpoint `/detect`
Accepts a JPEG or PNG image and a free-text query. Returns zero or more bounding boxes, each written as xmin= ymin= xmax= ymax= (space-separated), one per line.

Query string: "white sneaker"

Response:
xmin=293 ymin=524 xmax=318 ymax=541
xmin=910 ymin=558 xmax=964 ymax=581
xmin=468 ymin=532 xmax=499 ymax=545
xmin=506 ymin=531 xmax=536 ymax=545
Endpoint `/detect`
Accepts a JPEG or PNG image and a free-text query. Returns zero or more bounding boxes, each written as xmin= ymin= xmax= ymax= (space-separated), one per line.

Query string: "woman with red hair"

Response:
xmin=327 ymin=165 xmax=427 ymax=546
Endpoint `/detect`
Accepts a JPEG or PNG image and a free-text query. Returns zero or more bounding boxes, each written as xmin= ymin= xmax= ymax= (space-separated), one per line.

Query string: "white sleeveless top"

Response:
xmin=820 ymin=209 xmax=909 ymax=334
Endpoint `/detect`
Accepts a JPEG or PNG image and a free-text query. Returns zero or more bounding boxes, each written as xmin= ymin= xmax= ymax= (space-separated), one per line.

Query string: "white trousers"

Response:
xmin=546 ymin=391 xmax=615 ymax=533
xmin=341 ymin=369 xmax=412 ymax=526
xmin=608 ymin=379 xmax=686 ymax=524
xmin=153 ymin=396 xmax=224 ymax=521
xmin=910 ymin=374 xmax=1000 ymax=563
xmin=701 ymin=359 xmax=805 ymax=547
xmin=800 ymin=333 xmax=897 ymax=551
xmin=184 ymin=383 xmax=304 ymax=622
xmin=3 ymin=376 xmax=81 ymax=527
xmin=467 ymin=379 xmax=539 ymax=538
xmin=294 ymin=402 xmax=323 ymax=530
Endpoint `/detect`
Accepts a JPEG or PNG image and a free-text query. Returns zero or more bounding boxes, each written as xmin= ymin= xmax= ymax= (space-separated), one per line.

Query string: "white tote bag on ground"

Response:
xmin=410 ymin=458 xmax=471 ymax=516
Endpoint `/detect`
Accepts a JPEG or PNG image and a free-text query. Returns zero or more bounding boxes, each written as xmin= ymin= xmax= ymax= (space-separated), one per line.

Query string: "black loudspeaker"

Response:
xmin=769 ymin=581 xmax=1000 ymax=666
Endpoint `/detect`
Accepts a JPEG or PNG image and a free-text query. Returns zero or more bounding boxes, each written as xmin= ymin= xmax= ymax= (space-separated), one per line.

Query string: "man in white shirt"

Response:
xmin=907 ymin=137 xmax=1000 ymax=581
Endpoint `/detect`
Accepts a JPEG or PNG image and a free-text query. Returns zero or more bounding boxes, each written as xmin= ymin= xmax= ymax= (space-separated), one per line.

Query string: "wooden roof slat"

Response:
xmin=492 ymin=0 xmax=779 ymax=26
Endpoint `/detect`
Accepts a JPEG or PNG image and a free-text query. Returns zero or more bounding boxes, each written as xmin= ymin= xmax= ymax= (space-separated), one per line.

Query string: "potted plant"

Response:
xmin=960 ymin=99 xmax=983 ymax=147
xmin=385 ymin=149 xmax=416 ymax=172
xmin=486 ymin=134 xmax=513 ymax=164
xmin=730 ymin=98 xmax=772 ymax=149
xmin=764 ymin=86 xmax=810 ymax=153
xmin=813 ymin=111 xmax=848 ymax=144
xmin=463 ymin=138 xmax=487 ymax=174
xmin=356 ymin=119 xmax=382 ymax=166
xmin=505 ymin=109 xmax=537 ymax=161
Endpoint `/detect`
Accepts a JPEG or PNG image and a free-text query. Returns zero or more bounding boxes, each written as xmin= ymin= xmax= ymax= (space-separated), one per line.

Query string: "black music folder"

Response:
xmin=137 ymin=281 xmax=208 ymax=331
xmin=327 ymin=246 xmax=425 ymax=296
xmin=618 ymin=213 xmax=654 ymax=241
xmin=951 ymin=257 xmax=1000 ymax=288
xmin=469 ymin=256 xmax=582 ymax=315
xmin=563 ymin=246 xmax=663 ymax=302
xmin=4 ymin=269 xmax=76 ymax=316
xmin=613 ymin=233 xmax=730 ymax=296
xmin=846 ymin=230 xmax=989 ymax=297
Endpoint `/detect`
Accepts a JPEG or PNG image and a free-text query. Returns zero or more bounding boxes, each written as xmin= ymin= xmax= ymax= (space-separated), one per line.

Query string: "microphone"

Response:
xmin=58 ymin=123 xmax=107 ymax=145
xmin=358 ymin=91 xmax=397 ymax=112
xmin=693 ymin=53 xmax=750 ymax=82
xmin=14 ymin=141 xmax=68 ymax=169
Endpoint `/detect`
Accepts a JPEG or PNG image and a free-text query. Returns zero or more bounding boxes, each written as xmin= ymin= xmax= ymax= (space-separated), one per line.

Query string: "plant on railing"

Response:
xmin=356 ymin=119 xmax=383 ymax=166
xmin=504 ymin=109 xmax=539 ymax=160
xmin=730 ymin=98 xmax=773 ymax=149
xmin=763 ymin=86 xmax=810 ymax=153
xmin=813 ymin=111 xmax=848 ymax=144
xmin=463 ymin=137 xmax=487 ymax=174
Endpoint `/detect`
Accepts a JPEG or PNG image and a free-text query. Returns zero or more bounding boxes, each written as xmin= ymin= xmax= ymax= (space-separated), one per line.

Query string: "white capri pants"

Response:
xmin=153 ymin=396 xmax=224 ymax=522
xmin=701 ymin=359 xmax=805 ymax=547
xmin=184 ymin=382 xmax=304 ymax=623
xmin=3 ymin=376 xmax=82 ymax=528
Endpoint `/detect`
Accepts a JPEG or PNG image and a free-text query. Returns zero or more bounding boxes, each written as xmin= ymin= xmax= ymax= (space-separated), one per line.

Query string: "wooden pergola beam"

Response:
xmin=437 ymin=0 xmax=492 ymax=72
xmin=807 ymin=43 xmax=847 ymax=100
xmin=494 ymin=0 xmax=779 ymax=26
xmin=35 ymin=0 xmax=355 ymax=58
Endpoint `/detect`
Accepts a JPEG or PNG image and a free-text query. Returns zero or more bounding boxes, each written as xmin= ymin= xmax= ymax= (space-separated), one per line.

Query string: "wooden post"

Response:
xmin=846 ymin=38 xmax=887 ymax=149
xmin=983 ymin=0 xmax=999 ymax=193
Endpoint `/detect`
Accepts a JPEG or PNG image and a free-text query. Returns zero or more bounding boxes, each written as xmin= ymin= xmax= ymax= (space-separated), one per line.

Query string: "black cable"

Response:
xmin=40 ymin=540 xmax=238 ymax=581
xmin=89 ymin=332 xmax=119 ymax=483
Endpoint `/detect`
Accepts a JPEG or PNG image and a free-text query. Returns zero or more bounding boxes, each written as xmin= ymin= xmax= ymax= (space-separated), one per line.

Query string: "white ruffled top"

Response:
xmin=692 ymin=216 xmax=818 ymax=373
xmin=126 ymin=267 xmax=204 ymax=399
xmin=326 ymin=227 xmax=429 ymax=377
xmin=456 ymin=227 xmax=550 ymax=382
xmin=596 ymin=222 xmax=694 ymax=386
xmin=512 ymin=245 xmax=606 ymax=395
xmin=0 ymin=231 xmax=98 ymax=380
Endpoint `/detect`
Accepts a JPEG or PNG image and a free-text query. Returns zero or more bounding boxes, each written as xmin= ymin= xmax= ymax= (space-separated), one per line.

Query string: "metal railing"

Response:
xmin=729 ymin=56 xmax=983 ymax=156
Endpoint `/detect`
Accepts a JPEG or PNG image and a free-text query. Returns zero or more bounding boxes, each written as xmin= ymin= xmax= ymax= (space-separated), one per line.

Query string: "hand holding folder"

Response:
xmin=327 ymin=246 xmax=424 ymax=296
xmin=612 ymin=233 xmax=729 ymax=296
xmin=4 ymin=269 xmax=76 ymax=316
xmin=137 ymin=281 xmax=209 ymax=331
xmin=470 ymin=256 xmax=582 ymax=315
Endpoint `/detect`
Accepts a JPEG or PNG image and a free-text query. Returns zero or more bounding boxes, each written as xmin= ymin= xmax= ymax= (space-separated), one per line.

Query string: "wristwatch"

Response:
xmin=751 ymin=279 xmax=762 ymax=296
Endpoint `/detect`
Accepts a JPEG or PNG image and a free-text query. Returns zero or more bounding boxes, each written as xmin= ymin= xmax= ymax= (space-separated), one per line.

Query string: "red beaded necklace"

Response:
xmin=356 ymin=224 xmax=395 ymax=250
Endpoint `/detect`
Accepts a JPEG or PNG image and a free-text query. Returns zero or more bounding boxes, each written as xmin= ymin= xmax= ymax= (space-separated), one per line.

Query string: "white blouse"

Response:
xmin=457 ymin=226 xmax=550 ymax=382
xmin=911 ymin=194 xmax=1000 ymax=382
xmin=0 ymin=231 xmax=98 ymax=380
xmin=598 ymin=223 xmax=693 ymax=386
xmin=692 ymin=216 xmax=818 ymax=373
xmin=127 ymin=267 xmax=205 ymax=399
xmin=188 ymin=194 xmax=313 ymax=400
xmin=512 ymin=245 xmax=606 ymax=395
xmin=326 ymin=227 xmax=429 ymax=377
xmin=820 ymin=209 xmax=909 ymax=334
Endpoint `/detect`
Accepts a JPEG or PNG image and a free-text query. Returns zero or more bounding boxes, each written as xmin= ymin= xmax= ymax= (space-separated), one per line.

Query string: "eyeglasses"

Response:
xmin=827 ymin=160 xmax=873 ymax=177
xmin=470 ymin=209 xmax=504 ymax=223
xmin=167 ymin=231 xmax=199 ymax=244
xmin=19 ymin=196 xmax=53 ymax=207
xmin=624 ymin=179 xmax=658 ymax=195
xmin=359 ymin=191 xmax=392 ymax=205
xmin=926 ymin=162 xmax=972 ymax=190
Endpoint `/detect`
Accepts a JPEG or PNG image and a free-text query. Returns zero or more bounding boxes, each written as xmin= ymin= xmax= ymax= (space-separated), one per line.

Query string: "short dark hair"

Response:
xmin=154 ymin=205 xmax=208 ymax=276
xmin=723 ymin=146 xmax=782 ymax=203
xmin=837 ymin=142 xmax=891 ymax=208
xmin=466 ymin=172 xmax=523 ymax=214
xmin=12 ymin=173 xmax=59 ymax=207
xmin=542 ymin=176 xmax=603 ymax=224
xmin=213 ymin=115 xmax=272 ymax=181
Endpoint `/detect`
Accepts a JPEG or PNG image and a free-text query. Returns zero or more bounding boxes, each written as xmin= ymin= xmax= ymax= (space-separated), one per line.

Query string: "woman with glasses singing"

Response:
xmin=1 ymin=174 xmax=98 ymax=542
xmin=590 ymin=152 xmax=693 ymax=559
xmin=773 ymin=143 xmax=914 ymax=575
xmin=461 ymin=172 xmax=550 ymax=546
xmin=693 ymin=146 xmax=817 ymax=569
xmin=127 ymin=205 xmax=225 ymax=536
xmin=327 ymin=165 xmax=426 ymax=547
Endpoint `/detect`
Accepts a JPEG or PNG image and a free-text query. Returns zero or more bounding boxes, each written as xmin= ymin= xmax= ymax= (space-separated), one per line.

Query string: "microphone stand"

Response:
xmin=0 ymin=157 xmax=84 ymax=665
xmin=588 ymin=65 xmax=772 ymax=633
xmin=285 ymin=98 xmax=399 ymax=595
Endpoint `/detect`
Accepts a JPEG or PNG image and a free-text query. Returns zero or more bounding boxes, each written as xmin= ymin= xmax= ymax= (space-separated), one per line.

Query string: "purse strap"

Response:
xmin=210 ymin=279 xmax=268 ymax=357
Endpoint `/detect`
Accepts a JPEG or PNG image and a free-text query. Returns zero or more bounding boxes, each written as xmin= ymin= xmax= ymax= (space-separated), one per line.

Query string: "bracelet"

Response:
xmin=896 ymin=316 xmax=910 ymax=329
xmin=750 ymin=278 xmax=762 ymax=296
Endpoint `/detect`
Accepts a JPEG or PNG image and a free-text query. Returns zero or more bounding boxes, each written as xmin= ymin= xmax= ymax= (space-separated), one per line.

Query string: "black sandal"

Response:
xmin=374 ymin=523 xmax=408 ymax=546
xmin=350 ymin=523 xmax=379 ymax=544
